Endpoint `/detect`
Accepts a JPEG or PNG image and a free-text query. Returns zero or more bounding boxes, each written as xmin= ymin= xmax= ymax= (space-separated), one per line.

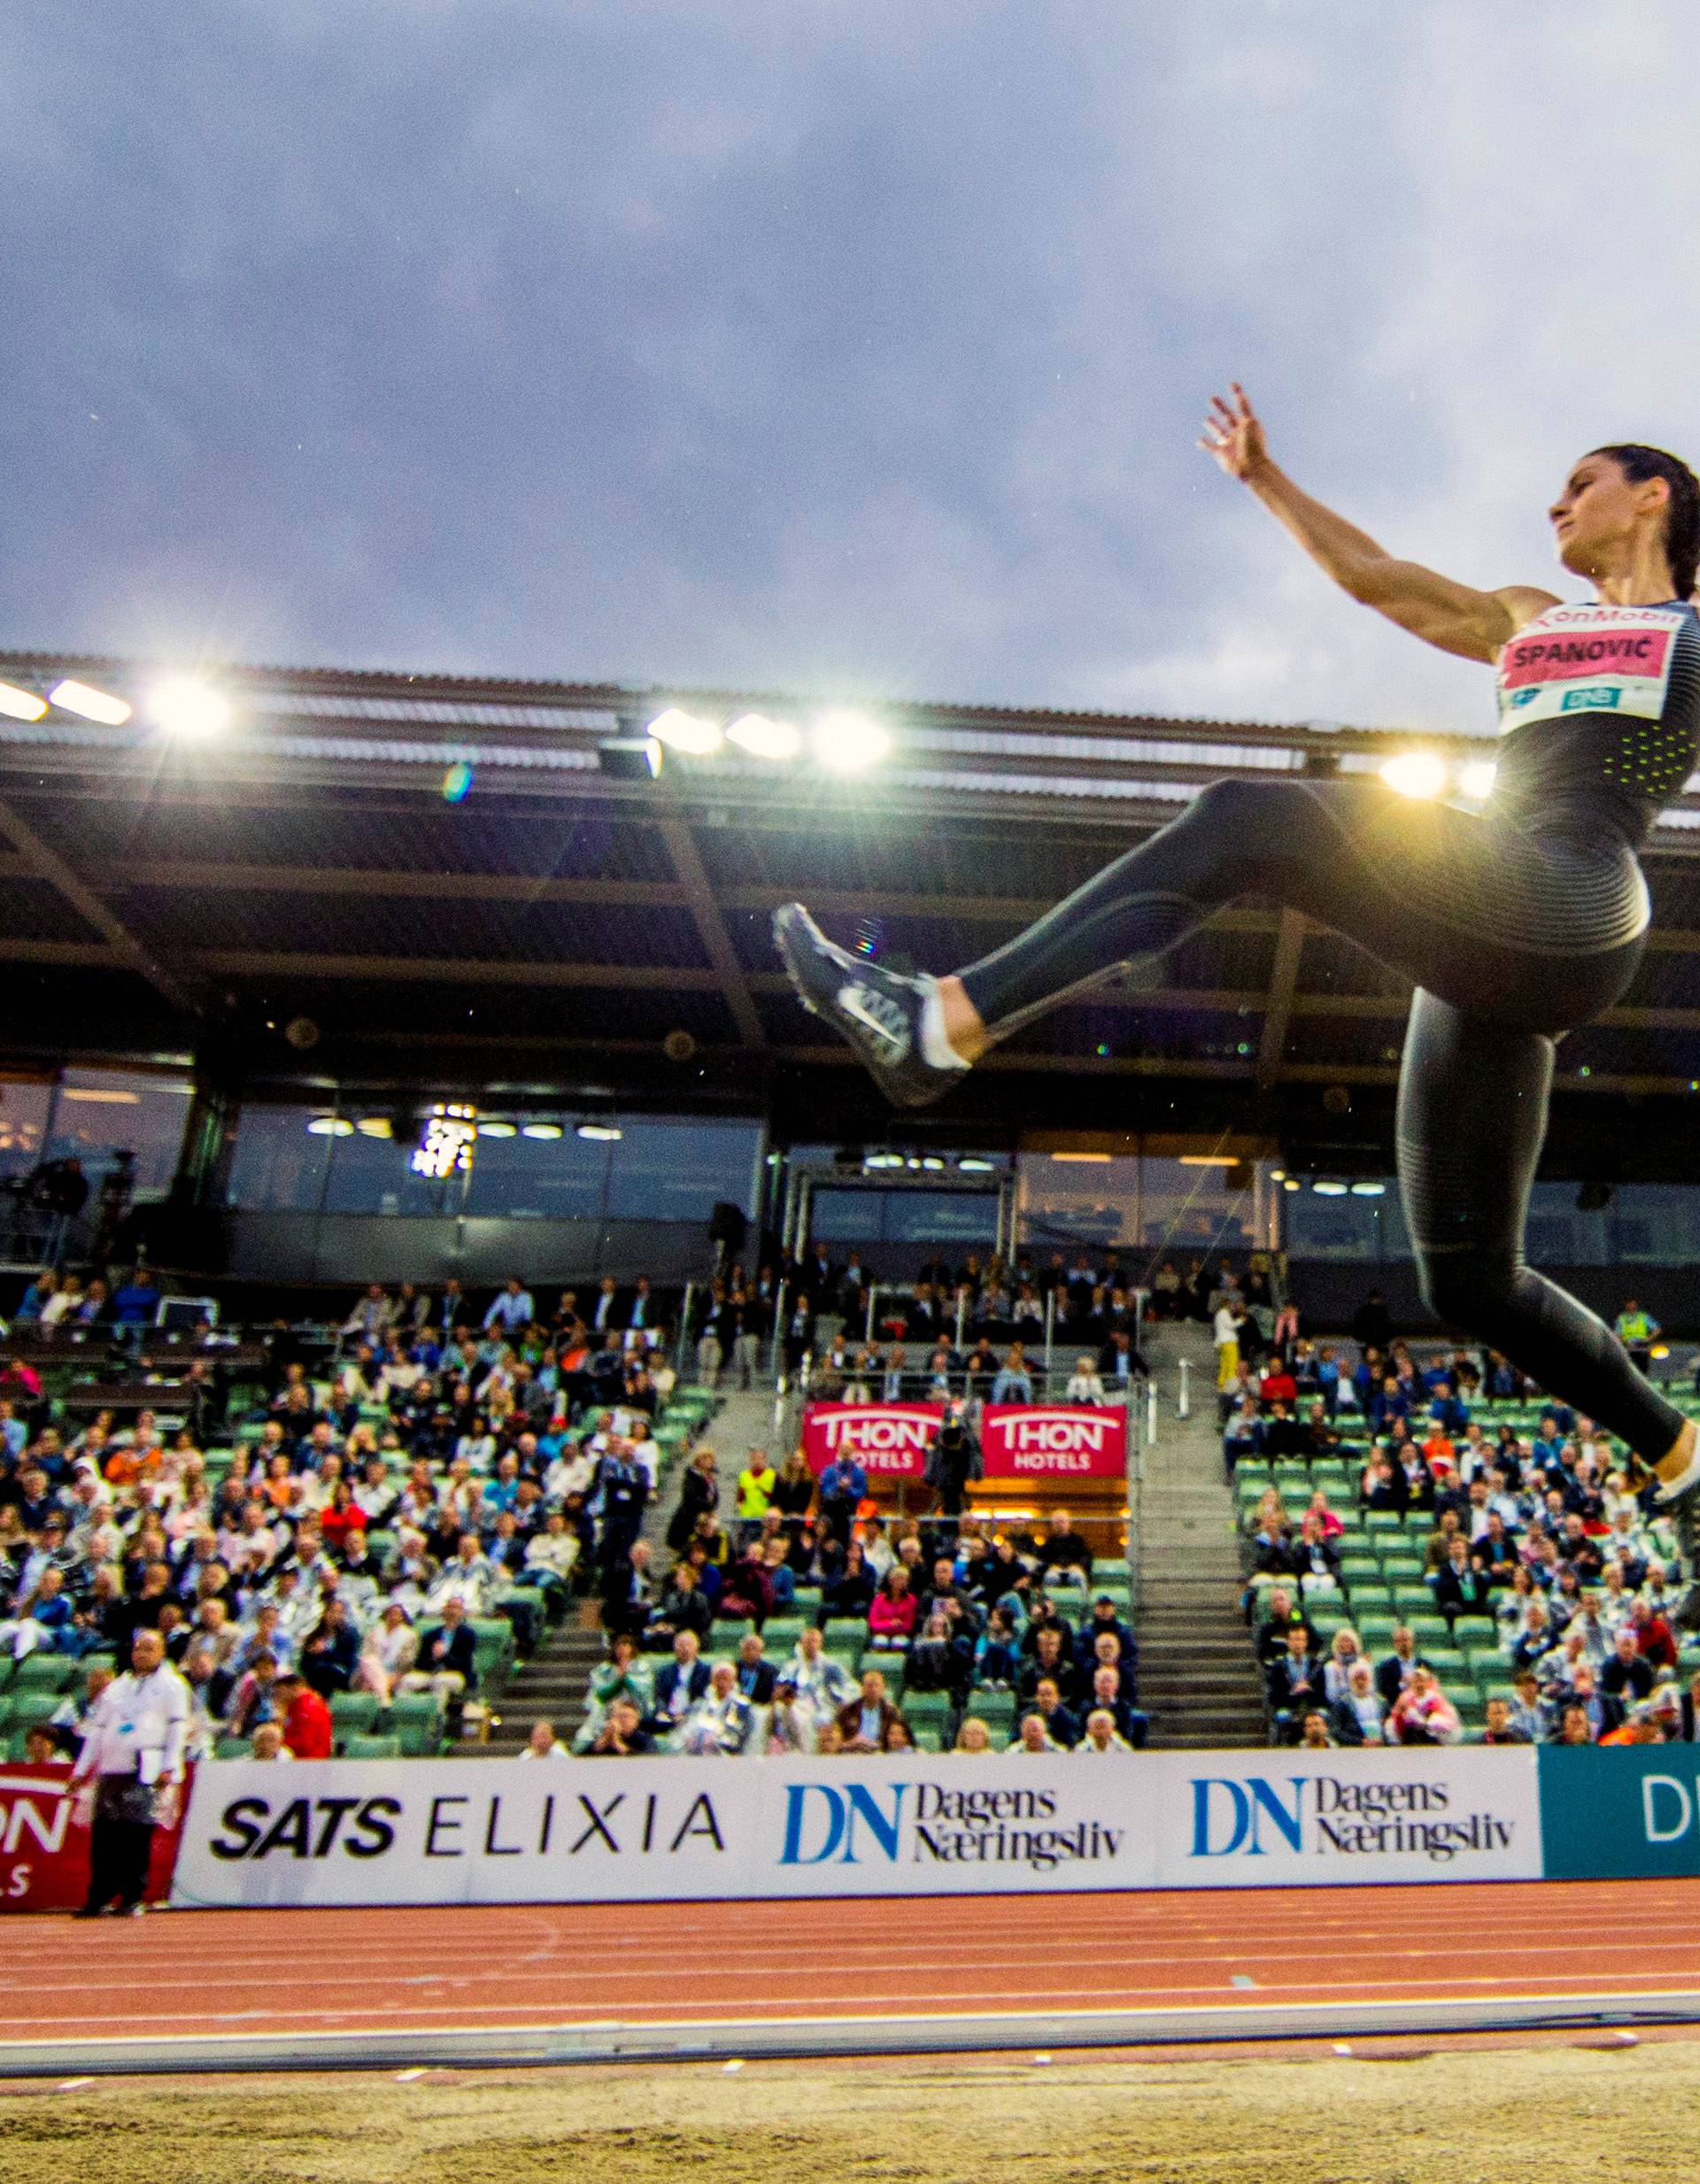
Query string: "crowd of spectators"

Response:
xmin=691 ymin=1246 xmax=1155 ymax=1401
xmin=0 ymin=1273 xmax=690 ymax=1761
xmin=1232 ymin=1293 xmax=1700 ymax=1748
xmin=558 ymin=1439 xmax=1143 ymax=1757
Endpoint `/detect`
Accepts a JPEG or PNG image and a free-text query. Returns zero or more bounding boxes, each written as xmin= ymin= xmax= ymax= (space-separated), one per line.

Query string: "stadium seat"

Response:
xmin=970 ymin=1690 xmax=1016 ymax=1737
xmin=214 ymin=1736 xmax=251 ymax=1760
xmin=11 ymin=1655 xmax=77 ymax=1693
xmin=330 ymin=1692 xmax=381 ymax=1737
xmin=387 ymin=1694 xmax=445 ymax=1755
xmin=343 ymin=1733 xmax=403 ymax=1759
xmin=8 ymin=1692 xmax=65 ymax=1731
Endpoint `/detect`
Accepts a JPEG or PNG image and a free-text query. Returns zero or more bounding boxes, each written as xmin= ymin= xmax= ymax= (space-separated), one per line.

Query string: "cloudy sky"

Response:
xmin=3 ymin=2 xmax=1696 ymax=733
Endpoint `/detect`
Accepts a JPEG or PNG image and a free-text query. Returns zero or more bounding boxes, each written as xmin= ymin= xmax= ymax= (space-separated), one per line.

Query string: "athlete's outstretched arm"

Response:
xmin=1200 ymin=384 xmax=1558 ymax=662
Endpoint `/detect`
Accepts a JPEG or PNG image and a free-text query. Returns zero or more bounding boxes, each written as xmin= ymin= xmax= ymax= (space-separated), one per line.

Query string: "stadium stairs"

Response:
xmin=1134 ymin=1322 xmax=1268 ymax=1747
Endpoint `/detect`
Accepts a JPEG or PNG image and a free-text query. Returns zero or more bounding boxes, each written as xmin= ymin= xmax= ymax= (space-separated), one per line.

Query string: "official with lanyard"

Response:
xmin=70 ymin=1627 xmax=189 ymax=1918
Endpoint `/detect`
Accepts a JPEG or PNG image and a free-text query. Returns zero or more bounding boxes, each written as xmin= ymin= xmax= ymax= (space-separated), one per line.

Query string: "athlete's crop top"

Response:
xmin=1492 ymin=598 xmax=1700 ymax=843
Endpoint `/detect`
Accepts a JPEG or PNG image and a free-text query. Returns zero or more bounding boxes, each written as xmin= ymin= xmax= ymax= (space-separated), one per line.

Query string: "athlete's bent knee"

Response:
xmin=1417 ymin=1250 xmax=1520 ymax=1333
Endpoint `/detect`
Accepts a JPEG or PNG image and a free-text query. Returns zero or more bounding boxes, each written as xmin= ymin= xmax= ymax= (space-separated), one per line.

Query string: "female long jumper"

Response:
xmin=776 ymin=390 xmax=1700 ymax=1601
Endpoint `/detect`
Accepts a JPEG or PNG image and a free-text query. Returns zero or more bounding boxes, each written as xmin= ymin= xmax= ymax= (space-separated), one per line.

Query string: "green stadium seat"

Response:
xmin=343 ymin=1733 xmax=402 ymax=1759
xmin=330 ymin=1692 xmax=381 ymax=1736
xmin=214 ymin=1736 xmax=251 ymax=1760
xmin=763 ymin=1618 xmax=806 ymax=1654
xmin=790 ymin=1587 xmax=823 ymax=1618
xmin=913 ymin=1728 xmax=943 ymax=1753
xmin=0 ymin=1696 xmax=13 ymax=1733
xmin=969 ymin=1690 xmax=1016 ymax=1736
xmin=386 ymin=1694 xmax=445 ymax=1756
xmin=11 ymin=1655 xmax=76 ymax=1693
xmin=8 ymin=1692 xmax=66 ymax=1731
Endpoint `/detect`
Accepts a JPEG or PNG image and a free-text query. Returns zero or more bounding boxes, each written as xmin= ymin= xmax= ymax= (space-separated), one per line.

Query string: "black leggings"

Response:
xmin=957 ymin=776 xmax=1682 ymax=1459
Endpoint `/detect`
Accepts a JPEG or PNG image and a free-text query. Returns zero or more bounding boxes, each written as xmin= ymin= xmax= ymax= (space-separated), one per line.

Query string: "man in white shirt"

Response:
xmin=70 ymin=1629 xmax=189 ymax=1918
xmin=483 ymin=1278 xmax=536 ymax=1334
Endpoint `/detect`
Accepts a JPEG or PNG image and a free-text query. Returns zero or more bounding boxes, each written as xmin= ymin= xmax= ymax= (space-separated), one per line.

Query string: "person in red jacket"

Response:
xmin=276 ymin=1671 xmax=334 ymax=1759
xmin=1629 ymin=1596 xmax=1679 ymax=1672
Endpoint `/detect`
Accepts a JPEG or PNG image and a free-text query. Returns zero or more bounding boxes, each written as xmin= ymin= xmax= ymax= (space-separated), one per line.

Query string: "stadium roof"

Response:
xmin=2 ymin=649 xmax=1699 ymax=1170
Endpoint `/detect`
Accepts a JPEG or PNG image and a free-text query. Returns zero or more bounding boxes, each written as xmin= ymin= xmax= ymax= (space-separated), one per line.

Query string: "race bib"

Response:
xmin=1497 ymin=603 xmax=1683 ymax=728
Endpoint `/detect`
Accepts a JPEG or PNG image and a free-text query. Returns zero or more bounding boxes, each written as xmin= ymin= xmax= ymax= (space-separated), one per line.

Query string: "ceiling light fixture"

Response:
xmin=647 ymin=708 xmax=722 ymax=755
xmin=725 ymin=712 xmax=801 ymax=760
xmin=50 ymin=679 xmax=132 ymax=726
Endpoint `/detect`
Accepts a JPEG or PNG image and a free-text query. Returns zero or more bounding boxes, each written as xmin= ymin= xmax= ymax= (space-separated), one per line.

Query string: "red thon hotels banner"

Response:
xmin=802 ymin=1403 xmax=1127 ymax=1482
xmin=803 ymin=1403 xmax=939 ymax=1478
xmin=980 ymin=1404 xmax=1128 ymax=1480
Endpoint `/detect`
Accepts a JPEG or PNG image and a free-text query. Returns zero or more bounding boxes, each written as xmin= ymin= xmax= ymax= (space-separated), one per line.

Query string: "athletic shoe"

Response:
xmin=772 ymin=903 xmax=960 ymax=1109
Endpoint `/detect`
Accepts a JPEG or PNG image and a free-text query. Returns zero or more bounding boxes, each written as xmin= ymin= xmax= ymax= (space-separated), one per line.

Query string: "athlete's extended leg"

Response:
xmin=774 ymin=774 xmax=1641 ymax=1106
xmin=1395 ymin=990 xmax=1700 ymax=1615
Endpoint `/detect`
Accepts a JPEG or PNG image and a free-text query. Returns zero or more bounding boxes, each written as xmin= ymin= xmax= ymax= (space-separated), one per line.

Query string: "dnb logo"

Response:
xmin=781 ymin=1781 xmax=906 ymax=1865
xmin=1190 ymin=1776 xmax=1303 ymax=1858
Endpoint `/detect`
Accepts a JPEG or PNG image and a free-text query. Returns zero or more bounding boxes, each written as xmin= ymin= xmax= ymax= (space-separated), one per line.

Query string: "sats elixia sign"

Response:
xmin=801 ymin=1404 xmax=1128 ymax=1480
xmin=164 ymin=1751 xmax=1545 ymax=1911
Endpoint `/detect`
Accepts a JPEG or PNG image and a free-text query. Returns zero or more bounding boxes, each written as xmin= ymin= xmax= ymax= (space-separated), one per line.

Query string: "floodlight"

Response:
xmin=648 ymin=708 xmax=722 ymax=755
xmin=576 ymin=1123 xmax=622 ymax=1141
xmin=0 ymin=683 xmax=46 ymax=722
xmin=1312 ymin=1179 xmax=1349 ymax=1195
xmin=725 ymin=712 xmax=801 ymax=760
xmin=1348 ymin=1181 xmax=1386 ymax=1197
xmin=812 ymin=708 xmax=890 ymax=770
xmin=522 ymin=1123 xmax=563 ymax=1140
xmin=306 ymin=1115 xmax=353 ymax=1137
xmin=50 ymin=679 xmax=131 ymax=725
xmin=476 ymin=1121 xmax=516 ymax=1138
xmin=150 ymin=676 xmax=230 ymax=737
xmin=1378 ymin=751 xmax=1446 ymax=799
xmin=1457 ymin=760 xmax=1497 ymax=800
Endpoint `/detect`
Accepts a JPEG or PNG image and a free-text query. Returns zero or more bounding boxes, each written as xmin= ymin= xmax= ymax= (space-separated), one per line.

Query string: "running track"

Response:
xmin=2 ymin=1879 xmax=1700 ymax=2072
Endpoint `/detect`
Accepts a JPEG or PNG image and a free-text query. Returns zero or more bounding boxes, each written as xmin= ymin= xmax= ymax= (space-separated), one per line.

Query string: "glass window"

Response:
xmin=603 ymin=1119 xmax=763 ymax=1222
xmin=460 ymin=1125 xmax=611 ymax=1221
xmin=323 ymin=1119 xmax=473 ymax=1217
xmin=0 ymin=1077 xmax=52 ymax=1185
xmin=1607 ymin=1185 xmax=1700 ymax=1266
xmin=1280 ymin=1184 xmax=1410 ymax=1262
xmin=810 ymin=1186 xmax=1000 ymax=1246
xmin=48 ymin=1066 xmax=193 ymax=1201
xmin=223 ymin=1104 xmax=333 ymax=1213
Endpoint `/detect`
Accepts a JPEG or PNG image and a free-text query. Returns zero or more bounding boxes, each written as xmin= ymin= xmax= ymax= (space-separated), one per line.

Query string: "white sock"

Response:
xmin=1658 ymin=1450 xmax=1700 ymax=1502
xmin=917 ymin=981 xmax=971 ymax=1071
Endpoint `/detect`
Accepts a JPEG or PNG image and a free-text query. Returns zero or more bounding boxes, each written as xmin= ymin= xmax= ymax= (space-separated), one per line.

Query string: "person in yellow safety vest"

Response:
xmin=736 ymin=1447 xmax=777 ymax=1543
xmin=1615 ymin=1300 xmax=1660 ymax=1376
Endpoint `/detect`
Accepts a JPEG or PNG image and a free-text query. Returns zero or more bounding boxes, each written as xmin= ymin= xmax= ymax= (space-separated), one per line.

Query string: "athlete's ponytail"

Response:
xmin=1589 ymin=443 xmax=1700 ymax=600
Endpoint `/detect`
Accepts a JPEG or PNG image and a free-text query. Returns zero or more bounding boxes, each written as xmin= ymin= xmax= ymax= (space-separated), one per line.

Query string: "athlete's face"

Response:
xmin=1550 ymin=453 xmax=1669 ymax=581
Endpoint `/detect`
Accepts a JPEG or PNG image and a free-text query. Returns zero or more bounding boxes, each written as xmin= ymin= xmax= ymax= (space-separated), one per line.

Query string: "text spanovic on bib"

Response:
xmin=1497 ymin=603 xmax=1683 ymax=729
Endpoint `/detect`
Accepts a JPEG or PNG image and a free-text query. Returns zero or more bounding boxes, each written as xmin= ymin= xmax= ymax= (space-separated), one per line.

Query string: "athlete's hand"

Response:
xmin=1199 ymin=383 xmax=1269 ymax=482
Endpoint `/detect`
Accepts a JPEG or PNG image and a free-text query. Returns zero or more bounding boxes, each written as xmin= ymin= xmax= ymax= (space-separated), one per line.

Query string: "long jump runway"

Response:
xmin=6 ymin=1879 xmax=1700 ymax=2076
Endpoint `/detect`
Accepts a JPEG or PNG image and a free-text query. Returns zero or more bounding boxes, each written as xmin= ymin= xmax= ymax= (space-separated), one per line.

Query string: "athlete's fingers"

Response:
xmin=1208 ymin=392 xmax=1237 ymax=422
xmin=1231 ymin=381 xmax=1256 ymax=419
